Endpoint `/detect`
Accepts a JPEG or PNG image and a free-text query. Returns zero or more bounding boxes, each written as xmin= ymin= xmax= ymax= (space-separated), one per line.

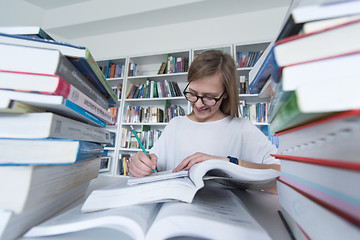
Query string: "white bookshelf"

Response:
xmin=101 ymin=42 xmax=271 ymax=176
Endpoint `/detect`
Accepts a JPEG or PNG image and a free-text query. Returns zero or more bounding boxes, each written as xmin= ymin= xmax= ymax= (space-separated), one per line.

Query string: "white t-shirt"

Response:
xmin=150 ymin=115 xmax=279 ymax=171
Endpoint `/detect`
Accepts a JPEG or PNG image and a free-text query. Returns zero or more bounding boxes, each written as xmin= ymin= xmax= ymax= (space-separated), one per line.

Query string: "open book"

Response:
xmin=81 ymin=159 xmax=280 ymax=212
xmin=24 ymin=184 xmax=271 ymax=240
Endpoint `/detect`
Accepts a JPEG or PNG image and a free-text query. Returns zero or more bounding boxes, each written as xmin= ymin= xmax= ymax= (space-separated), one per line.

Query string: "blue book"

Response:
xmin=0 ymin=32 xmax=118 ymax=106
xmin=0 ymin=138 xmax=104 ymax=165
xmin=248 ymin=47 xmax=278 ymax=94
xmin=0 ymin=90 xmax=106 ymax=127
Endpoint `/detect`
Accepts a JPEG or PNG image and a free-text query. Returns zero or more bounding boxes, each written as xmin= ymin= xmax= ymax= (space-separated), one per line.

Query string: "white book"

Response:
xmin=278 ymin=159 xmax=360 ymax=204
xmin=0 ymin=112 xmax=111 ymax=143
xmin=0 ymin=157 xmax=100 ymax=214
xmin=0 ymin=182 xmax=90 ymax=240
xmin=291 ymin=0 xmax=360 ymax=24
xmin=0 ymin=43 xmax=108 ymax=109
xmin=0 ymin=138 xmax=103 ymax=164
xmin=281 ymin=51 xmax=360 ymax=92
xmin=149 ymin=80 xmax=154 ymax=98
xmin=0 ymin=70 xmax=114 ymax=124
xmin=25 ymin=185 xmax=272 ymax=240
xmin=274 ymin=19 xmax=360 ymax=67
xmin=278 ymin=180 xmax=360 ymax=240
xmin=275 ymin=110 xmax=360 ymax=162
xmin=0 ymin=33 xmax=118 ymax=106
xmin=81 ymin=160 xmax=279 ymax=213
xmin=302 ymin=14 xmax=360 ymax=34
xmin=0 ymin=90 xmax=106 ymax=127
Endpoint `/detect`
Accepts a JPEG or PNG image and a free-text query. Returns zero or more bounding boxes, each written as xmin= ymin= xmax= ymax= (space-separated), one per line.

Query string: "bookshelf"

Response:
xmin=234 ymin=42 xmax=271 ymax=138
xmin=102 ymin=43 xmax=271 ymax=177
xmin=96 ymin=57 xmax=127 ymax=176
xmin=99 ymin=50 xmax=191 ymax=176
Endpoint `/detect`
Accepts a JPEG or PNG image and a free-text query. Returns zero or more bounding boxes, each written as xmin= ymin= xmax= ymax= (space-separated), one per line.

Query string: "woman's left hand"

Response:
xmin=173 ymin=152 xmax=227 ymax=172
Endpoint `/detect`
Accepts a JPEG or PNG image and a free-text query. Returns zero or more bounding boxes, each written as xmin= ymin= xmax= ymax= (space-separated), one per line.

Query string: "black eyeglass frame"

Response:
xmin=182 ymin=82 xmax=226 ymax=107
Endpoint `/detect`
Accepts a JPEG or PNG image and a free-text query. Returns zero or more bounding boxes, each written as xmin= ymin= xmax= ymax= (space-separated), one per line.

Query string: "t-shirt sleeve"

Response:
xmin=240 ymin=122 xmax=279 ymax=165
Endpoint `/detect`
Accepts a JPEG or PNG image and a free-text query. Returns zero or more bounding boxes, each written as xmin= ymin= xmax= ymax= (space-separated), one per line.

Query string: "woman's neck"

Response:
xmin=187 ymin=111 xmax=227 ymax=122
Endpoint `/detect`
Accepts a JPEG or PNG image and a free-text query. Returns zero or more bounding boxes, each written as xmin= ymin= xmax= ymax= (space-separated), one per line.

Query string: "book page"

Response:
xmin=189 ymin=159 xmax=280 ymax=190
xmin=81 ymin=177 xmax=197 ymax=213
xmin=127 ymin=170 xmax=188 ymax=185
xmin=146 ymin=183 xmax=271 ymax=240
xmin=24 ymin=203 xmax=162 ymax=240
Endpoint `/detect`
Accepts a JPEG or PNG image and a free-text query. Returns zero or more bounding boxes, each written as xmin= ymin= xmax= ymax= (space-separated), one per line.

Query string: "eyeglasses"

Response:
xmin=183 ymin=83 xmax=225 ymax=107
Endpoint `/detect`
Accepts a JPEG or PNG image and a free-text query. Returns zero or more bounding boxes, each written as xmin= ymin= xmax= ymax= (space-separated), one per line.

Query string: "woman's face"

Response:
xmin=187 ymin=74 xmax=226 ymax=122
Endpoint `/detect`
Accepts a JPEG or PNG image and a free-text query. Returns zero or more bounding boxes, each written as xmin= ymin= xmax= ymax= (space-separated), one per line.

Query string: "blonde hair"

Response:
xmin=187 ymin=50 xmax=240 ymax=118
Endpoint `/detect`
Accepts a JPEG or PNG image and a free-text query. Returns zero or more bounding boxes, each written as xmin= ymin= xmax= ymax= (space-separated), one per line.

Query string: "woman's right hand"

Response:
xmin=129 ymin=151 xmax=158 ymax=177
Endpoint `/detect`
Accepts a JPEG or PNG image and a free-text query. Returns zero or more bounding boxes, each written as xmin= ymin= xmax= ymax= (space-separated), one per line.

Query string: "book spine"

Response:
xmin=64 ymin=100 xmax=106 ymax=127
xmin=71 ymin=50 xmax=118 ymax=106
xmin=54 ymin=77 xmax=115 ymax=124
xmin=57 ymin=55 xmax=109 ymax=109
xmin=49 ymin=114 xmax=111 ymax=143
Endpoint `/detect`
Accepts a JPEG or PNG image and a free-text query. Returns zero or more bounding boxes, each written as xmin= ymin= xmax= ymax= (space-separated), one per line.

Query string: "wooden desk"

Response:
xmin=21 ymin=175 xmax=292 ymax=240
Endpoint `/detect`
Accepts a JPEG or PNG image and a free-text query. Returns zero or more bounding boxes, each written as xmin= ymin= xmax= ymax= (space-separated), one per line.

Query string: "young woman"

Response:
xmin=129 ymin=50 xmax=280 ymax=179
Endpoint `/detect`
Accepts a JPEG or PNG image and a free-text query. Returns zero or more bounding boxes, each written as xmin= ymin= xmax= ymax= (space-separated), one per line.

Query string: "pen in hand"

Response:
xmin=130 ymin=125 xmax=157 ymax=173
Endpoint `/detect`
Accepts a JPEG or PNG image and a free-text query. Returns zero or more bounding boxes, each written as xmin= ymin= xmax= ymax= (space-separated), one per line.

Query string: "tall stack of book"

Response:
xmin=0 ymin=27 xmax=117 ymax=240
xmin=260 ymin=1 xmax=360 ymax=239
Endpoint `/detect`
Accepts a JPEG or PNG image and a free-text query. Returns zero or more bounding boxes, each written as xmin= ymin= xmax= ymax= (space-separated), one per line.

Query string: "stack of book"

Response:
xmin=257 ymin=1 xmax=360 ymax=239
xmin=0 ymin=27 xmax=117 ymax=240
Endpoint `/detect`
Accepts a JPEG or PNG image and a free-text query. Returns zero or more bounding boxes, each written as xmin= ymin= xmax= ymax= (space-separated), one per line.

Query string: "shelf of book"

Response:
xmin=102 ymin=42 xmax=272 ymax=177
xmin=100 ymin=50 xmax=192 ymax=176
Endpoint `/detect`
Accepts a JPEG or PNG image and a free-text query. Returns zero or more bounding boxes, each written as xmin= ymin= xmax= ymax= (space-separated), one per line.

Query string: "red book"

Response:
xmin=278 ymin=176 xmax=360 ymax=227
xmin=274 ymin=18 xmax=360 ymax=67
xmin=274 ymin=109 xmax=360 ymax=162
xmin=277 ymin=178 xmax=360 ymax=240
xmin=0 ymin=70 xmax=115 ymax=124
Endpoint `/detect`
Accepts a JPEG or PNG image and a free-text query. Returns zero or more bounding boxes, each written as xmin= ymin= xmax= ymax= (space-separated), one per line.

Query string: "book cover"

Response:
xmin=0 ymin=138 xmax=104 ymax=165
xmin=280 ymin=51 xmax=360 ymax=92
xmin=279 ymin=175 xmax=360 ymax=229
xmin=0 ymin=157 xmax=100 ymax=213
xmin=276 ymin=0 xmax=360 ymax=41
xmin=269 ymin=71 xmax=360 ymax=134
xmin=275 ymin=157 xmax=360 ymax=219
xmin=268 ymin=52 xmax=360 ymax=127
xmin=0 ymin=33 xmax=118 ymax=106
xmin=302 ymin=14 xmax=360 ymax=34
xmin=0 ymin=90 xmax=107 ymax=127
xmin=0 ymin=112 xmax=111 ymax=144
xmin=274 ymin=18 xmax=360 ymax=67
xmin=0 ymin=70 xmax=115 ymax=124
xmin=273 ymin=109 xmax=360 ymax=162
xmin=0 ymin=182 xmax=90 ymax=240
xmin=0 ymin=43 xmax=109 ymax=110
xmin=277 ymin=179 xmax=360 ymax=240
xmin=291 ymin=0 xmax=360 ymax=24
